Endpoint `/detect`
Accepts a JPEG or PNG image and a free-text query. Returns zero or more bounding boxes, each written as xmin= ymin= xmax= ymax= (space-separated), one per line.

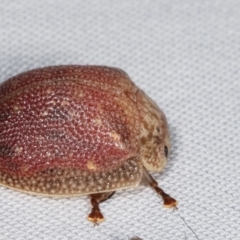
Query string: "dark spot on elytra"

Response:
xmin=47 ymin=106 xmax=69 ymax=120
xmin=0 ymin=145 xmax=15 ymax=157
xmin=156 ymin=127 xmax=160 ymax=133
xmin=0 ymin=110 xmax=10 ymax=122
xmin=164 ymin=146 xmax=168 ymax=158
xmin=40 ymin=167 xmax=58 ymax=176
xmin=46 ymin=130 xmax=66 ymax=141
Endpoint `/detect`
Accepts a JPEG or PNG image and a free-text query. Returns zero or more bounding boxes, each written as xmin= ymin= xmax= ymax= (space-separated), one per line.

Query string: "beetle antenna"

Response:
xmin=178 ymin=213 xmax=200 ymax=240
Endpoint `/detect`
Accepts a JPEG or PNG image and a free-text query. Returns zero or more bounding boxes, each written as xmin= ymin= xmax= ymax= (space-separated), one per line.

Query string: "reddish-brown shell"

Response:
xmin=0 ymin=65 xmax=170 ymax=197
xmin=0 ymin=66 xmax=145 ymax=196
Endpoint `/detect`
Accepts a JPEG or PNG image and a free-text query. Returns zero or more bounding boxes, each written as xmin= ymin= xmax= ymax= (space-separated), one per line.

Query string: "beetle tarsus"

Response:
xmin=142 ymin=167 xmax=178 ymax=209
xmin=88 ymin=198 xmax=104 ymax=225
xmin=88 ymin=192 xmax=115 ymax=225
xmin=154 ymin=186 xmax=178 ymax=209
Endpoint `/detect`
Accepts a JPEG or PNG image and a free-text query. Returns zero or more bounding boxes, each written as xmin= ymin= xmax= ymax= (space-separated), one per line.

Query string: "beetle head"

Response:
xmin=140 ymin=121 xmax=170 ymax=172
xmin=138 ymin=93 xmax=171 ymax=172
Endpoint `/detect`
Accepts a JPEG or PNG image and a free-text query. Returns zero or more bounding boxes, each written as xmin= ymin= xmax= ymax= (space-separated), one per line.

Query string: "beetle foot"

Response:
xmin=88 ymin=193 xmax=115 ymax=225
xmin=162 ymin=192 xmax=178 ymax=209
xmin=154 ymin=185 xmax=178 ymax=209
xmin=88 ymin=207 xmax=104 ymax=225
xmin=142 ymin=168 xmax=178 ymax=209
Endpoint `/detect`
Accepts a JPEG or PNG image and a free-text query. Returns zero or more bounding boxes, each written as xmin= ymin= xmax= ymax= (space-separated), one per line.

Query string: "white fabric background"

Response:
xmin=0 ymin=1 xmax=239 ymax=240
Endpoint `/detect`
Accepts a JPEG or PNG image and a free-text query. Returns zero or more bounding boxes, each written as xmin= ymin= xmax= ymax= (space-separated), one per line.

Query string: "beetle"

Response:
xmin=0 ymin=65 xmax=177 ymax=224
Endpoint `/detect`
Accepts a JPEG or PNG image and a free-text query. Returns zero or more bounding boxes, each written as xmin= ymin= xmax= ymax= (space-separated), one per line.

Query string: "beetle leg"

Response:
xmin=142 ymin=168 xmax=177 ymax=208
xmin=88 ymin=192 xmax=115 ymax=225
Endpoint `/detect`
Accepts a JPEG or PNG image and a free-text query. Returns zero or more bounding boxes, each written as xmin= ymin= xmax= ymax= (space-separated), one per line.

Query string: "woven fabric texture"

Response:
xmin=0 ymin=1 xmax=239 ymax=240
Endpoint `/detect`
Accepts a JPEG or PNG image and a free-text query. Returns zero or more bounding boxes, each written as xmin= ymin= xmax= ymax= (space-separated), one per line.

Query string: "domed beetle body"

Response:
xmin=0 ymin=65 xmax=177 ymax=224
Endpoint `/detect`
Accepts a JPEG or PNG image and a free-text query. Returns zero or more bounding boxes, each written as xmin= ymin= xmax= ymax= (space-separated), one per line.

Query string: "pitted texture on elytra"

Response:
xmin=0 ymin=65 xmax=169 ymax=196
xmin=0 ymin=65 xmax=133 ymax=97
xmin=0 ymin=157 xmax=141 ymax=196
